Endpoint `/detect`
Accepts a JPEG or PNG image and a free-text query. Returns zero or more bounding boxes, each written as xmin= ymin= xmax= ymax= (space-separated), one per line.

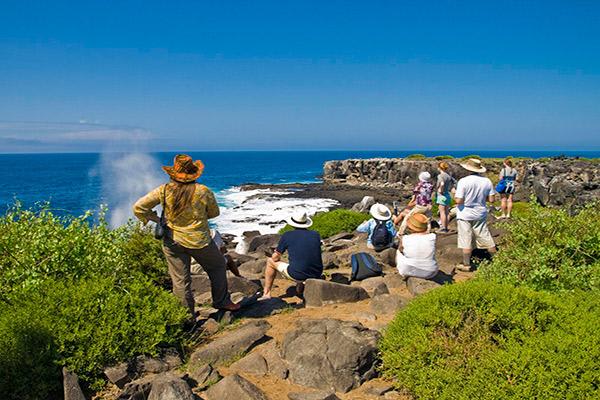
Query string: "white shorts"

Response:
xmin=457 ymin=218 xmax=495 ymax=250
xmin=273 ymin=262 xmax=298 ymax=282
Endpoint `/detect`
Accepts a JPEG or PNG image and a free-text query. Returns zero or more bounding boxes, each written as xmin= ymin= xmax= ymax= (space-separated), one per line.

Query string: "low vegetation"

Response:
xmin=279 ymin=208 xmax=369 ymax=238
xmin=478 ymin=202 xmax=600 ymax=292
xmin=380 ymin=281 xmax=600 ymax=400
xmin=0 ymin=203 xmax=186 ymax=399
xmin=404 ymin=153 xmax=427 ymax=160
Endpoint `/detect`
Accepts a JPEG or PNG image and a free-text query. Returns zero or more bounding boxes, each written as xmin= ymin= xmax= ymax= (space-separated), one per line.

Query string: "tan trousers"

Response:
xmin=162 ymin=239 xmax=230 ymax=318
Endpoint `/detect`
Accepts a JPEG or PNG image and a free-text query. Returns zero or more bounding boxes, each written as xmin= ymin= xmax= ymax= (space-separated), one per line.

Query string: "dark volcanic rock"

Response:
xmin=281 ymin=319 xmax=380 ymax=393
xmin=359 ymin=277 xmax=390 ymax=298
xmin=104 ymin=362 xmax=131 ymax=389
xmin=187 ymin=363 xmax=221 ymax=390
xmin=63 ymin=368 xmax=86 ymax=400
xmin=288 ymin=390 xmax=341 ymax=400
xmin=229 ymin=352 xmax=269 ymax=376
xmin=147 ymin=373 xmax=194 ymax=400
xmin=304 ymin=279 xmax=369 ymax=307
xmin=248 ymin=234 xmax=281 ymax=253
xmin=205 ymin=374 xmax=268 ymax=400
xmin=189 ymin=320 xmax=270 ymax=367
xmin=370 ymin=293 xmax=408 ymax=315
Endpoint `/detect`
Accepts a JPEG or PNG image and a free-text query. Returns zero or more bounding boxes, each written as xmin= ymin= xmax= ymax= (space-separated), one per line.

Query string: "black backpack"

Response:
xmin=371 ymin=219 xmax=392 ymax=248
xmin=351 ymin=252 xmax=383 ymax=281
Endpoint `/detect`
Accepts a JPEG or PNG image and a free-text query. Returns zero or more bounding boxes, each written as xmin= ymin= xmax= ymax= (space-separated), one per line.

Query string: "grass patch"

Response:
xmin=279 ymin=209 xmax=369 ymax=239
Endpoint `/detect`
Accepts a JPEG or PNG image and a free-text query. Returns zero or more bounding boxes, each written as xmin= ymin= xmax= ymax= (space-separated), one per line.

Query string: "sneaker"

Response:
xmin=455 ymin=263 xmax=472 ymax=272
xmin=438 ymin=228 xmax=450 ymax=233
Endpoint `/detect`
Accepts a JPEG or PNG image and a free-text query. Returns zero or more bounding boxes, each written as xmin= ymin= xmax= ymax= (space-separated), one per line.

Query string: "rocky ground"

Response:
xmin=73 ymin=214 xmax=504 ymax=400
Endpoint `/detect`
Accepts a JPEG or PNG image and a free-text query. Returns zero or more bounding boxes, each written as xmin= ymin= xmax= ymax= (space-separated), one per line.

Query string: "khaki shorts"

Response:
xmin=274 ymin=262 xmax=298 ymax=282
xmin=457 ymin=218 xmax=495 ymax=250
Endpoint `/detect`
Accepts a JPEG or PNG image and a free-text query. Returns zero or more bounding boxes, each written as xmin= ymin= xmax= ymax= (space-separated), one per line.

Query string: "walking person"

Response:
xmin=436 ymin=162 xmax=455 ymax=232
xmin=497 ymin=158 xmax=518 ymax=219
xmin=133 ymin=154 xmax=240 ymax=326
xmin=454 ymin=158 xmax=497 ymax=272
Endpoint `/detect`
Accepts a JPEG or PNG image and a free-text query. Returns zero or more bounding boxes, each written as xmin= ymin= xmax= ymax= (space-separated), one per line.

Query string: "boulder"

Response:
xmin=288 ymin=391 xmax=341 ymax=400
xmin=351 ymin=196 xmax=375 ymax=213
xmin=260 ymin=342 xmax=289 ymax=379
xmin=147 ymin=373 xmax=194 ymax=400
xmin=324 ymin=240 xmax=353 ymax=252
xmin=63 ymin=368 xmax=86 ymax=400
xmin=281 ymin=319 xmax=381 ymax=393
xmin=407 ymin=273 xmax=452 ymax=296
xmin=187 ymin=363 xmax=221 ymax=390
xmin=321 ymin=252 xmax=339 ymax=269
xmin=104 ymin=362 xmax=131 ymax=388
xmin=227 ymin=251 xmax=258 ymax=266
xmin=239 ymin=259 xmax=265 ymax=275
xmin=375 ymin=247 xmax=397 ymax=268
xmin=304 ymin=279 xmax=369 ymax=307
xmin=192 ymin=274 xmax=261 ymax=298
xmin=229 ymin=352 xmax=268 ymax=376
xmin=190 ymin=320 xmax=270 ymax=367
xmin=383 ymin=273 xmax=406 ymax=289
xmin=205 ymin=374 xmax=268 ymax=400
xmin=327 ymin=231 xmax=356 ymax=242
xmin=235 ymin=231 xmax=261 ymax=254
xmin=370 ymin=294 xmax=408 ymax=315
xmin=118 ymin=375 xmax=154 ymax=400
xmin=359 ymin=277 xmax=390 ymax=297
xmin=248 ymin=234 xmax=281 ymax=253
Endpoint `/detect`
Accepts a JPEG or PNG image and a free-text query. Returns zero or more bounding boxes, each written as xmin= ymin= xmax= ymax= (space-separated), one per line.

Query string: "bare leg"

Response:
xmin=439 ymin=204 xmax=448 ymax=230
xmin=260 ymin=258 xmax=278 ymax=299
xmin=500 ymin=195 xmax=508 ymax=218
xmin=506 ymin=194 xmax=513 ymax=218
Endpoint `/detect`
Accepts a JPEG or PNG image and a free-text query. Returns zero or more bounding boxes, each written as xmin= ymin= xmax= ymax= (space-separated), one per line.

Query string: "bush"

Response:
xmin=279 ymin=209 xmax=369 ymax=238
xmin=434 ymin=155 xmax=454 ymax=160
xmin=478 ymin=202 xmax=600 ymax=292
xmin=405 ymin=153 xmax=427 ymax=160
xmin=461 ymin=154 xmax=481 ymax=160
xmin=0 ymin=204 xmax=187 ymax=396
xmin=380 ymin=281 xmax=600 ymax=400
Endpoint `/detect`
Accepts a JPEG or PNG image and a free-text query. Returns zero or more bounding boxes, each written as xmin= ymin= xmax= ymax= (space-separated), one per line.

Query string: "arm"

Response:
xmin=454 ymin=180 xmax=464 ymax=205
xmin=205 ymin=189 xmax=220 ymax=219
xmin=271 ymin=251 xmax=282 ymax=263
xmin=132 ymin=186 xmax=162 ymax=224
xmin=356 ymin=220 xmax=371 ymax=233
xmin=388 ymin=220 xmax=397 ymax=237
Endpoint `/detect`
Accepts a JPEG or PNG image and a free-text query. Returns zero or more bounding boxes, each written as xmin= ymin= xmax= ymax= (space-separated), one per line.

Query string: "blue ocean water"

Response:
xmin=1 ymin=150 xmax=598 ymax=222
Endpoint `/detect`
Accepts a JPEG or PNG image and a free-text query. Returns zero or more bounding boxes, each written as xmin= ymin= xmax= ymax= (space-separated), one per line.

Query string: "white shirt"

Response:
xmin=455 ymin=174 xmax=496 ymax=221
xmin=396 ymin=233 xmax=438 ymax=279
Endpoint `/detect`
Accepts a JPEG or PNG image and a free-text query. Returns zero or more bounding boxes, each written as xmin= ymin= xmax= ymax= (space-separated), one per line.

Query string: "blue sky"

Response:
xmin=1 ymin=0 xmax=599 ymax=152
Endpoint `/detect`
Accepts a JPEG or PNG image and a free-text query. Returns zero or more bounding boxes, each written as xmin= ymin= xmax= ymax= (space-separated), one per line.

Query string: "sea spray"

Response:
xmin=99 ymin=152 xmax=164 ymax=227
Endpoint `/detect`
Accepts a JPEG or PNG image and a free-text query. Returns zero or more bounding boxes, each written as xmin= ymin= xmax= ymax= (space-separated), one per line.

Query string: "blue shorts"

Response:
xmin=436 ymin=192 xmax=452 ymax=206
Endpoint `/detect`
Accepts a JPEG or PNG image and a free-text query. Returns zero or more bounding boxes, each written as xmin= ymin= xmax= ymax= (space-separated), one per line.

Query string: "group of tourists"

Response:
xmin=133 ymin=154 xmax=517 ymax=325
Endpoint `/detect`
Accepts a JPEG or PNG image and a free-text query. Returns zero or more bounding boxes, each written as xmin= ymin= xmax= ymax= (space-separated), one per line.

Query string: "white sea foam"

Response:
xmin=214 ymin=187 xmax=339 ymax=246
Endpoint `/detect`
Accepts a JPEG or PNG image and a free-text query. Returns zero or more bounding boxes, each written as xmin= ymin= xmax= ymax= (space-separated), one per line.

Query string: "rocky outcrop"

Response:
xmin=281 ymin=319 xmax=381 ymax=393
xmin=323 ymin=157 xmax=600 ymax=207
xmin=303 ymin=279 xmax=369 ymax=307
xmin=147 ymin=373 xmax=194 ymax=400
xmin=205 ymin=374 xmax=268 ymax=400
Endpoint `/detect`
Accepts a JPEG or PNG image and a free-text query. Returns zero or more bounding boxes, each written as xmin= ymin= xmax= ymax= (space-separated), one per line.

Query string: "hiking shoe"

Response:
xmin=218 ymin=302 xmax=241 ymax=312
xmin=438 ymin=228 xmax=450 ymax=234
xmin=455 ymin=263 xmax=472 ymax=272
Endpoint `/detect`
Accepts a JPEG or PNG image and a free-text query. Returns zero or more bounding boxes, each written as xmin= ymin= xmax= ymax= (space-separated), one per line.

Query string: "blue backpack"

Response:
xmin=351 ymin=252 xmax=383 ymax=281
xmin=371 ymin=220 xmax=392 ymax=248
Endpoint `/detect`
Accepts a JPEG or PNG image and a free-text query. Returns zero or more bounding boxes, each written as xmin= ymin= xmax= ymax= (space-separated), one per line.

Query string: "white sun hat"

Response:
xmin=418 ymin=171 xmax=432 ymax=182
xmin=460 ymin=158 xmax=487 ymax=173
xmin=369 ymin=203 xmax=392 ymax=221
xmin=286 ymin=210 xmax=313 ymax=228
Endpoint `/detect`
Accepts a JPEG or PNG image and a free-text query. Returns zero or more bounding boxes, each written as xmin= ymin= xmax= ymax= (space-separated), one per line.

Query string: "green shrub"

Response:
xmin=461 ymin=154 xmax=481 ymax=160
xmin=434 ymin=155 xmax=454 ymax=160
xmin=380 ymin=280 xmax=600 ymax=400
xmin=478 ymin=202 xmax=600 ymax=292
xmin=279 ymin=209 xmax=369 ymax=238
xmin=405 ymin=153 xmax=427 ymax=160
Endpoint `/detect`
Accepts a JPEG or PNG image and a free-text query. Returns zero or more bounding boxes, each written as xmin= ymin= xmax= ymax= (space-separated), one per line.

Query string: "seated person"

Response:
xmin=395 ymin=213 xmax=438 ymax=279
xmin=356 ymin=203 xmax=397 ymax=251
xmin=259 ymin=211 xmax=323 ymax=300
xmin=191 ymin=230 xmax=240 ymax=276
xmin=394 ymin=171 xmax=434 ymax=234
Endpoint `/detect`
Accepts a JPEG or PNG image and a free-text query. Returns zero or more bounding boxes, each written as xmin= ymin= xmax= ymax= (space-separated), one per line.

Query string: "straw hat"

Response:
xmin=407 ymin=213 xmax=429 ymax=233
xmin=418 ymin=171 xmax=432 ymax=182
xmin=287 ymin=210 xmax=313 ymax=228
xmin=162 ymin=154 xmax=205 ymax=183
xmin=460 ymin=158 xmax=486 ymax=173
xmin=370 ymin=203 xmax=392 ymax=221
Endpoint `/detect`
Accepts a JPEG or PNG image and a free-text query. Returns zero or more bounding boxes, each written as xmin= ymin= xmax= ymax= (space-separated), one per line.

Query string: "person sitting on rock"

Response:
xmin=356 ymin=203 xmax=397 ymax=251
xmin=394 ymin=171 xmax=434 ymax=234
xmin=395 ymin=213 xmax=439 ymax=279
xmin=259 ymin=211 xmax=323 ymax=300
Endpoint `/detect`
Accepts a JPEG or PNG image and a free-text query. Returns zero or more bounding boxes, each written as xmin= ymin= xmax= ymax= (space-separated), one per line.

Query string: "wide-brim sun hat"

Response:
xmin=162 ymin=154 xmax=205 ymax=183
xmin=407 ymin=213 xmax=429 ymax=233
xmin=418 ymin=171 xmax=432 ymax=182
xmin=370 ymin=203 xmax=392 ymax=221
xmin=287 ymin=211 xmax=313 ymax=228
xmin=460 ymin=158 xmax=487 ymax=173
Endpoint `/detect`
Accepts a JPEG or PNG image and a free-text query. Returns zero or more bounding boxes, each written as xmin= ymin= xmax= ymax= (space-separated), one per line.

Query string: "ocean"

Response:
xmin=2 ymin=150 xmax=598 ymax=238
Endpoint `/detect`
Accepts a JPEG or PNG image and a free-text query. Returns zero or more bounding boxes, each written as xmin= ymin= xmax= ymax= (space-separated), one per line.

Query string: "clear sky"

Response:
xmin=1 ymin=0 xmax=599 ymax=152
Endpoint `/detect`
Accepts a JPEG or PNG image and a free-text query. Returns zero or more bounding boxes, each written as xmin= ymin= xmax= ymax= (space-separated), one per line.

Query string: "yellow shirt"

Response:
xmin=133 ymin=183 xmax=220 ymax=249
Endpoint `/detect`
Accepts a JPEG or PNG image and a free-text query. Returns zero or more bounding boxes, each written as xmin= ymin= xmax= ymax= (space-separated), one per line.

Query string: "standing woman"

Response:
xmin=436 ymin=162 xmax=454 ymax=232
xmin=133 ymin=154 xmax=240 ymax=324
xmin=498 ymin=158 xmax=518 ymax=219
